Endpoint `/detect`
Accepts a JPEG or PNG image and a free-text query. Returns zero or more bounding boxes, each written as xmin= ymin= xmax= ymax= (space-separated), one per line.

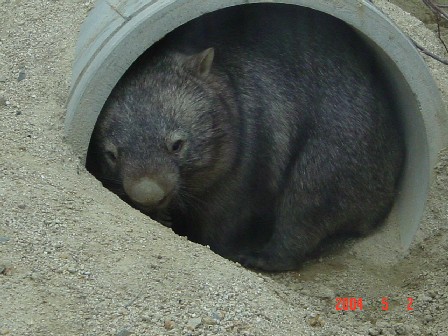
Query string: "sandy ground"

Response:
xmin=1 ymin=0 xmax=448 ymax=335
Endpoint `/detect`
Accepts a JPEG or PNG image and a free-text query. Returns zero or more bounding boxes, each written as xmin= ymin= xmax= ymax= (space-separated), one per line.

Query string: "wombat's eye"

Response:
xmin=103 ymin=142 xmax=118 ymax=165
xmin=170 ymin=139 xmax=184 ymax=153
xmin=167 ymin=132 xmax=187 ymax=154
xmin=104 ymin=149 xmax=118 ymax=165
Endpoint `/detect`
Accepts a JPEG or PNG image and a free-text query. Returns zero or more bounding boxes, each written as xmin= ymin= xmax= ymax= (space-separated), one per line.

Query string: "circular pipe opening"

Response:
xmin=66 ymin=0 xmax=446 ymax=262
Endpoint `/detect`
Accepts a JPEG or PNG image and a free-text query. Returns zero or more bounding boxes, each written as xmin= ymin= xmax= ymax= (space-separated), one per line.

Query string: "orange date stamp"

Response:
xmin=335 ymin=297 xmax=414 ymax=311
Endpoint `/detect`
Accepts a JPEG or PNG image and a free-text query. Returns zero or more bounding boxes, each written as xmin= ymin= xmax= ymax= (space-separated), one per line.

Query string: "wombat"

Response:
xmin=87 ymin=4 xmax=405 ymax=271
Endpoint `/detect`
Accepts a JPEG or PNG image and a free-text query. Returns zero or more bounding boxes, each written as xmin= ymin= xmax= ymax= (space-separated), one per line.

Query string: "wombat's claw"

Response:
xmin=235 ymin=253 xmax=267 ymax=270
xmin=235 ymin=252 xmax=300 ymax=272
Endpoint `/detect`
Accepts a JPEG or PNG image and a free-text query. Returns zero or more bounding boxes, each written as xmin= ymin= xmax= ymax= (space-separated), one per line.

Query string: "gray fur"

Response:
xmin=87 ymin=4 xmax=405 ymax=271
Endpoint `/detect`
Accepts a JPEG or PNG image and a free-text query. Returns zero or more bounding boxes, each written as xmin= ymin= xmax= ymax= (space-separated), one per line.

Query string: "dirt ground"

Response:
xmin=1 ymin=0 xmax=448 ymax=335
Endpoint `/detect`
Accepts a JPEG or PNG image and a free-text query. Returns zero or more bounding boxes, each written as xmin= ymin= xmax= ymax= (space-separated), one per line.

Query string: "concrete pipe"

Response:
xmin=65 ymin=0 xmax=446 ymax=261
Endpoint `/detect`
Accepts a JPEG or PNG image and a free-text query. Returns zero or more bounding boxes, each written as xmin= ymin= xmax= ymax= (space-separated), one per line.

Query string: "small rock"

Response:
xmin=29 ymin=272 xmax=41 ymax=280
xmin=186 ymin=317 xmax=202 ymax=330
xmin=308 ymin=314 xmax=324 ymax=327
xmin=395 ymin=323 xmax=409 ymax=335
xmin=428 ymin=290 xmax=437 ymax=299
xmin=0 ymin=237 xmax=10 ymax=244
xmin=116 ymin=328 xmax=132 ymax=336
xmin=423 ymin=314 xmax=434 ymax=323
xmin=67 ymin=267 xmax=77 ymax=274
xmin=315 ymin=285 xmax=335 ymax=299
xmin=213 ymin=311 xmax=226 ymax=321
xmin=1 ymin=267 xmax=12 ymax=276
xmin=419 ymin=293 xmax=432 ymax=302
xmin=202 ymin=317 xmax=218 ymax=325
xmin=376 ymin=321 xmax=389 ymax=332
xmin=368 ymin=328 xmax=380 ymax=336
xmin=17 ymin=69 xmax=26 ymax=82
xmin=164 ymin=320 xmax=175 ymax=330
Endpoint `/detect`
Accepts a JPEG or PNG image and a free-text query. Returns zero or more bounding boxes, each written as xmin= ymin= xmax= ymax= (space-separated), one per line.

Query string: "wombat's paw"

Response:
xmin=235 ymin=251 xmax=302 ymax=272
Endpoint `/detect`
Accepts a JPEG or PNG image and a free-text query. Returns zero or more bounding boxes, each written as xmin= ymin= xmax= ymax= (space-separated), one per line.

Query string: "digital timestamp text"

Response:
xmin=335 ymin=297 xmax=414 ymax=311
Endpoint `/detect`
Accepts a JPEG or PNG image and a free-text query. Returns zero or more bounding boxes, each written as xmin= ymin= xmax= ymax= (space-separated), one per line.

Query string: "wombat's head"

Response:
xmin=89 ymin=48 xmax=238 ymax=216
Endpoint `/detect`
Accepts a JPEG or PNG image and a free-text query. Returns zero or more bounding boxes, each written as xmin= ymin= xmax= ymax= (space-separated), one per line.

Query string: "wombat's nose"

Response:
xmin=125 ymin=177 xmax=167 ymax=207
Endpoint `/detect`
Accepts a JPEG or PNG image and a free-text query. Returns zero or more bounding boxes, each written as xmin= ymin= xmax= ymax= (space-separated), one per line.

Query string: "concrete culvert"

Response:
xmin=66 ymin=0 xmax=446 ymax=267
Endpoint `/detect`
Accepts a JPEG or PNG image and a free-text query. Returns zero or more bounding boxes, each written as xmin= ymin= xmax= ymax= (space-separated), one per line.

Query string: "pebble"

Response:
xmin=424 ymin=314 xmax=434 ymax=323
xmin=186 ymin=317 xmax=202 ymax=330
xmin=428 ymin=290 xmax=437 ymax=299
xmin=212 ymin=311 xmax=225 ymax=321
xmin=202 ymin=317 xmax=218 ymax=325
xmin=164 ymin=320 xmax=175 ymax=330
xmin=0 ymin=237 xmax=10 ymax=244
xmin=315 ymin=285 xmax=335 ymax=299
xmin=308 ymin=314 xmax=324 ymax=327
xmin=17 ymin=71 xmax=26 ymax=82
xmin=419 ymin=293 xmax=433 ymax=303
xmin=1 ymin=267 xmax=12 ymax=277
xmin=395 ymin=323 xmax=409 ymax=335
xmin=67 ymin=267 xmax=77 ymax=274
xmin=368 ymin=328 xmax=380 ymax=336
xmin=116 ymin=328 xmax=132 ymax=336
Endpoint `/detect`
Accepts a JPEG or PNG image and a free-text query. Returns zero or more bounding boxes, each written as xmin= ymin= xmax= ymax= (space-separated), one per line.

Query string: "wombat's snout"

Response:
xmin=123 ymin=176 xmax=175 ymax=209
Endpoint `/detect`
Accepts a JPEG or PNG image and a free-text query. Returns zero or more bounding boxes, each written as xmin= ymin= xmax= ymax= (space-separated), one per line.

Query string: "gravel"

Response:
xmin=1 ymin=0 xmax=447 ymax=335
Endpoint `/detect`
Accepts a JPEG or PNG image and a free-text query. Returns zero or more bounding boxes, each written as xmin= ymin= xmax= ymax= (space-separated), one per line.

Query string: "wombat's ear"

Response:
xmin=186 ymin=48 xmax=215 ymax=77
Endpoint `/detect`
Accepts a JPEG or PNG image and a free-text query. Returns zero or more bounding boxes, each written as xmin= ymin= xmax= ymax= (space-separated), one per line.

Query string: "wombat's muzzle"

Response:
xmin=123 ymin=175 xmax=176 ymax=210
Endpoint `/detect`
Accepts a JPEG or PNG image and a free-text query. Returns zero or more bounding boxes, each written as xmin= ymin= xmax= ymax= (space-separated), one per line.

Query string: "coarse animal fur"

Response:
xmin=87 ymin=4 xmax=405 ymax=271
